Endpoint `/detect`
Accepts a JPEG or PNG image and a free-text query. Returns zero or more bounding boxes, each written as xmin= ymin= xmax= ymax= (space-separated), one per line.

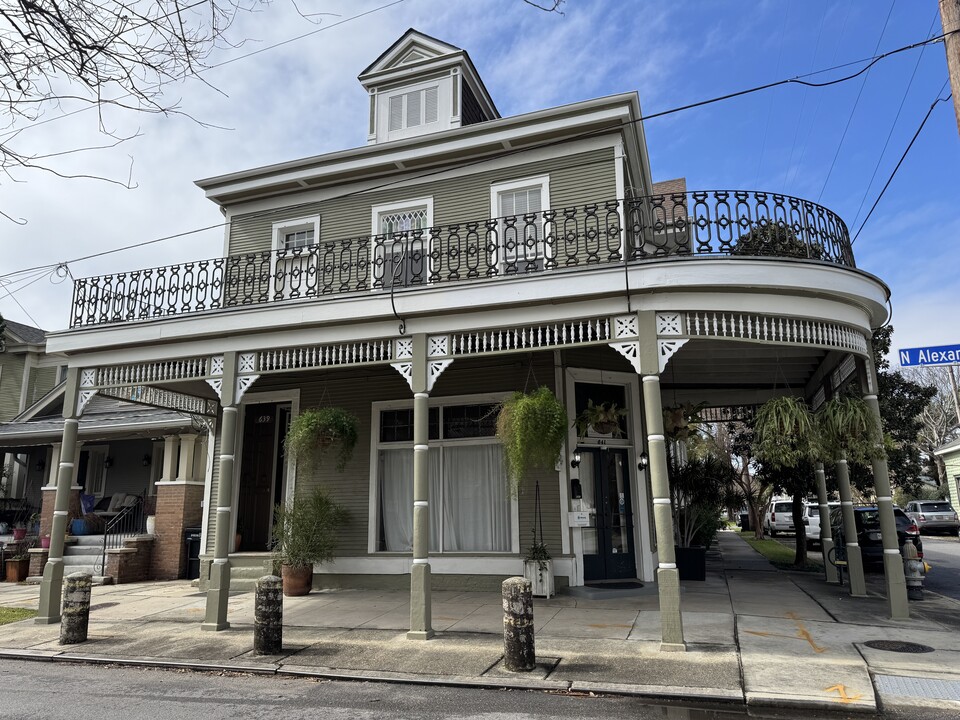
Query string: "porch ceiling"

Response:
xmin=660 ymin=340 xmax=827 ymax=403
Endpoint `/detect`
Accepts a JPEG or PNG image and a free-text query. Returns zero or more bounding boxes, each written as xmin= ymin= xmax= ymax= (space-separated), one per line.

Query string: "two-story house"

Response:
xmin=36 ymin=30 xmax=904 ymax=649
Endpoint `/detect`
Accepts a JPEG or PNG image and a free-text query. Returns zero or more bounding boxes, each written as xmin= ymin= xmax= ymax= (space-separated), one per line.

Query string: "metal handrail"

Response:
xmin=70 ymin=190 xmax=854 ymax=328
xmin=98 ymin=495 xmax=145 ymax=576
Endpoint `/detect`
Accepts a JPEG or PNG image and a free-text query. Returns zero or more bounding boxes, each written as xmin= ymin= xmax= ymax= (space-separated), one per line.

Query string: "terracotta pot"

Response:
xmin=281 ymin=564 xmax=313 ymax=596
xmin=12 ymin=528 xmax=27 ymax=541
xmin=5 ymin=558 xmax=29 ymax=583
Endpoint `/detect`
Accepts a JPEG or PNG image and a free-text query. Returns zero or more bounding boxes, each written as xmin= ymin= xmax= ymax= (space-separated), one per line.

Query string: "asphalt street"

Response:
xmin=918 ymin=535 xmax=960 ymax=601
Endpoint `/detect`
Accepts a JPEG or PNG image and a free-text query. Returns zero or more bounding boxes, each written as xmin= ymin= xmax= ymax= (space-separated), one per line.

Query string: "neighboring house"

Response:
xmin=38 ymin=30 xmax=893 ymax=647
xmin=0 ymin=319 xmax=61 ymax=508
xmin=934 ymin=437 xmax=960 ymax=511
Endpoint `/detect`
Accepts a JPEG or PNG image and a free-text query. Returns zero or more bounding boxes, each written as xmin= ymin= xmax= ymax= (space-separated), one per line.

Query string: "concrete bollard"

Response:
xmin=59 ymin=572 xmax=92 ymax=645
xmin=502 ymin=576 xmax=535 ymax=672
xmin=902 ymin=542 xmax=925 ymax=601
xmin=254 ymin=575 xmax=283 ymax=655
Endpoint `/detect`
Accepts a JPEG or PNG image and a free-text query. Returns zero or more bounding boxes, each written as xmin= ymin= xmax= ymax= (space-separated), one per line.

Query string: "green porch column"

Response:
xmin=813 ymin=463 xmax=839 ymax=584
xmin=36 ymin=368 xmax=80 ymax=624
xmin=638 ymin=312 xmax=684 ymax=652
xmin=203 ymin=352 xmax=239 ymax=631
xmin=836 ymin=458 xmax=867 ymax=597
xmin=408 ymin=334 xmax=433 ymax=640
xmin=864 ymin=391 xmax=909 ymax=619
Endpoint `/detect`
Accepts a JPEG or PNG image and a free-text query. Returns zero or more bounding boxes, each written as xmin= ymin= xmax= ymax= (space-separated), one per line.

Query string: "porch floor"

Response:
xmin=2 ymin=531 xmax=960 ymax=714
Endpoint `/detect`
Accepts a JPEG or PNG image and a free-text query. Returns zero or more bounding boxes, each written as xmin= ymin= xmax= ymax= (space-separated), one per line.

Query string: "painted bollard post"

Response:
xmin=59 ymin=572 xmax=92 ymax=645
xmin=502 ymin=576 xmax=535 ymax=672
xmin=254 ymin=575 xmax=283 ymax=655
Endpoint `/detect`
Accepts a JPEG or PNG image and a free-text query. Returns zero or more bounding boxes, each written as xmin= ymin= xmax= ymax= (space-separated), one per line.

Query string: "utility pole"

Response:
xmin=941 ymin=0 xmax=960 ymax=135
xmin=948 ymin=364 xmax=960 ymax=428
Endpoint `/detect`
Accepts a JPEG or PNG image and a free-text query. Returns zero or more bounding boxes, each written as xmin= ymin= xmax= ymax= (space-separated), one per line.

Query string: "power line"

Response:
xmin=851 ymin=8 xmax=940 ymax=230
xmin=852 ymin=82 xmax=951 ymax=245
xmin=754 ymin=1 xmax=791 ymax=187
xmin=2 ymin=26 xmax=958 ymax=285
xmin=817 ymin=0 xmax=896 ymax=202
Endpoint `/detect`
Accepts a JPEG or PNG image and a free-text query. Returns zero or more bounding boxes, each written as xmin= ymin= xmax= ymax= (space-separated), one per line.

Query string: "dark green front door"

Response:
xmin=581 ymin=448 xmax=635 ymax=581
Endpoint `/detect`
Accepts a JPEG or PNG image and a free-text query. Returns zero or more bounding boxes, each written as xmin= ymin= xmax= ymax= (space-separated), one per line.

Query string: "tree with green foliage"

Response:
xmin=732 ymin=223 xmax=823 ymax=260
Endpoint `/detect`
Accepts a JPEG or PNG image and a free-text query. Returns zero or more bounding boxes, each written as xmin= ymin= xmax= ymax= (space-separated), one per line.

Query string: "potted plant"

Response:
xmin=669 ymin=456 xmax=734 ymax=581
xmin=575 ymin=399 xmax=628 ymax=438
xmin=271 ymin=487 xmax=349 ymax=596
xmin=523 ymin=529 xmax=554 ymax=598
xmin=40 ymin=534 xmax=51 ymax=549
xmin=11 ymin=523 xmax=27 ymax=542
xmin=663 ymin=402 xmax=706 ymax=442
xmin=28 ymin=513 xmax=41 ymax=535
xmin=5 ymin=552 xmax=29 ymax=582
xmin=495 ymin=387 xmax=567 ymax=497
xmin=285 ymin=407 xmax=359 ymax=471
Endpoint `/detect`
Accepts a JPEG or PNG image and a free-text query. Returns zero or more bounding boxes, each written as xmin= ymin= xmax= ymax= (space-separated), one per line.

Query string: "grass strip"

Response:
xmin=742 ymin=537 xmax=823 ymax=572
xmin=0 ymin=607 xmax=38 ymax=625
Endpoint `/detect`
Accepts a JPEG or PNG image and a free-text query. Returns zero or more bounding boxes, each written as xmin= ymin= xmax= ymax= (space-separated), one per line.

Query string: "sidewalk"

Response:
xmin=0 ymin=532 xmax=958 ymax=715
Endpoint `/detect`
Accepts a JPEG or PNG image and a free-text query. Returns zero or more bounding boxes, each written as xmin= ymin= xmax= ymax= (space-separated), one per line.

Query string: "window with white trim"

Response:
xmin=388 ymin=85 xmax=439 ymax=133
xmin=375 ymin=401 xmax=511 ymax=553
xmin=272 ymin=216 xmax=321 ymax=251
xmin=371 ymin=198 xmax=433 ymax=289
xmin=271 ymin=216 xmax=322 ymax=299
xmin=490 ymin=176 xmax=551 ymax=269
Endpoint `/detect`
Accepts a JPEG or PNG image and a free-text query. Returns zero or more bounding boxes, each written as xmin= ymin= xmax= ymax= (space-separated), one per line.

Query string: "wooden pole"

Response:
xmin=941 ymin=0 xmax=960 ymax=135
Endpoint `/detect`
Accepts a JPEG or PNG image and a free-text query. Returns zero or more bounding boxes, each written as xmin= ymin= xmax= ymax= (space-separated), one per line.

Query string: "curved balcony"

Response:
xmin=69 ymin=190 xmax=854 ymax=328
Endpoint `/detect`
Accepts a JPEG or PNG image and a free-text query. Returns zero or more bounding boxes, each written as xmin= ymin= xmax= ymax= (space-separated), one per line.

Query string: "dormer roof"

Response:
xmin=358 ymin=28 xmax=499 ymax=124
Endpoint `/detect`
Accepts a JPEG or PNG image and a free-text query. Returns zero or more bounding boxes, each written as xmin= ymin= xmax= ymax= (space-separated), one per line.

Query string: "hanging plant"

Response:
xmin=285 ymin=407 xmax=359 ymax=472
xmin=663 ymin=402 xmax=706 ymax=441
xmin=574 ymin=399 xmax=628 ymax=438
xmin=816 ymin=395 xmax=885 ymax=465
xmin=495 ymin=387 xmax=567 ymax=497
xmin=752 ymin=396 xmax=819 ymax=469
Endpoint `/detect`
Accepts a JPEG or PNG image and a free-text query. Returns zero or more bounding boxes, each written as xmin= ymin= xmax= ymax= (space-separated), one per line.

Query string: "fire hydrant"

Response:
xmin=902 ymin=542 xmax=925 ymax=600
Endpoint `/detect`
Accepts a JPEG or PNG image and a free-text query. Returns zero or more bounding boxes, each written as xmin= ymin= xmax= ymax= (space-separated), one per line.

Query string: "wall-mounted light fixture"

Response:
xmin=570 ymin=450 xmax=581 ymax=469
xmin=104 ymin=457 xmax=114 ymax=469
xmin=637 ymin=451 xmax=649 ymax=472
xmin=142 ymin=454 xmax=152 ymax=467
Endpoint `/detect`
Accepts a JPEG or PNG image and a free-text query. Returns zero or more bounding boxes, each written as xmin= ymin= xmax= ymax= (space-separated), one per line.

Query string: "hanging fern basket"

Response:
xmin=285 ymin=407 xmax=359 ymax=472
xmin=496 ymin=387 xmax=568 ymax=498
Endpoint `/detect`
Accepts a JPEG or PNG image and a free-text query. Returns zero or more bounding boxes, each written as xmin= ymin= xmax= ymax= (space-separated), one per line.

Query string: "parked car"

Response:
xmin=904 ymin=500 xmax=960 ymax=535
xmin=764 ymin=500 xmax=796 ymax=536
xmin=803 ymin=502 xmax=840 ymax=548
xmin=830 ymin=506 xmax=922 ymax=568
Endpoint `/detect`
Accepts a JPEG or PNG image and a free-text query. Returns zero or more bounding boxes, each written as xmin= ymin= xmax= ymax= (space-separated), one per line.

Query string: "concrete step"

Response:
xmin=25 ymin=575 xmax=113 ymax=586
xmin=70 ymin=535 xmax=107 ymax=547
xmin=65 ymin=545 xmax=103 ymax=556
xmin=229 ymin=564 xmax=274 ymax=581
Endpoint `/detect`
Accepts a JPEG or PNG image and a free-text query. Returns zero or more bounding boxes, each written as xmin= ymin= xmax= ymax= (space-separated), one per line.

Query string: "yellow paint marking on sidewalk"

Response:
xmin=743 ymin=613 xmax=827 ymax=653
xmin=824 ymin=684 xmax=863 ymax=703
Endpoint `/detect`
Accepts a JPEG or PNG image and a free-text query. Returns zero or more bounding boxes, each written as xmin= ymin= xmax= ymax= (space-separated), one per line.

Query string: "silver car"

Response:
xmin=904 ymin=500 xmax=959 ymax=535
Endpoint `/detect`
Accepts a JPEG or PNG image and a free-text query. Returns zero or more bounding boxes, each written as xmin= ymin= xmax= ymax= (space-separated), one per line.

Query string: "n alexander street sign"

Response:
xmin=899 ymin=343 xmax=960 ymax=367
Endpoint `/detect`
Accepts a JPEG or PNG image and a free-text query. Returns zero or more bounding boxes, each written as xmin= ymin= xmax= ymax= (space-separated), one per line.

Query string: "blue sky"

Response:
xmin=1 ymin=0 xmax=957 ymax=360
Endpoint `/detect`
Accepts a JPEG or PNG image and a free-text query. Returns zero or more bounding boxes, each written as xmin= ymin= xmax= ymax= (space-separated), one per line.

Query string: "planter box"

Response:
xmin=675 ymin=545 xmax=707 ymax=581
xmin=5 ymin=558 xmax=29 ymax=583
xmin=523 ymin=559 xmax=554 ymax=599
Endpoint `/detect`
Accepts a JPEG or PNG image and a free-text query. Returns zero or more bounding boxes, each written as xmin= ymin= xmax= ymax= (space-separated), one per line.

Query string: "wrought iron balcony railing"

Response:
xmin=70 ymin=190 xmax=854 ymax=328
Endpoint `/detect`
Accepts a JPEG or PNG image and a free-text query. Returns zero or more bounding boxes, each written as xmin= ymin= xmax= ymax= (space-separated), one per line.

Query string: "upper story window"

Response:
xmin=371 ymin=198 xmax=434 ymax=288
xmin=490 ymin=176 xmax=551 ymax=268
xmin=388 ymin=85 xmax=439 ymax=133
xmin=272 ymin=216 xmax=321 ymax=251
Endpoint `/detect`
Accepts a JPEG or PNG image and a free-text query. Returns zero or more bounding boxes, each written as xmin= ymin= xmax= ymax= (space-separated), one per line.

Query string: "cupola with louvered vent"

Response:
xmin=358 ymin=29 xmax=500 ymax=145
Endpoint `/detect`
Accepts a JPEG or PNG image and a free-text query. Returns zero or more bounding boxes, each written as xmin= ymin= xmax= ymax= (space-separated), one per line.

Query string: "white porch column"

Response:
xmin=638 ymin=311 xmax=684 ymax=652
xmin=177 ymin=433 xmax=199 ymax=483
xmin=813 ymin=463 xmax=839 ymax=584
xmin=203 ymin=352 xmax=238 ymax=631
xmin=36 ymin=368 xmax=80 ymax=624
xmin=836 ymin=458 xmax=867 ymax=597
xmin=161 ymin=435 xmax=180 ymax=483
xmin=408 ymin=333 xmax=433 ymax=640
xmin=46 ymin=444 xmax=61 ymax=487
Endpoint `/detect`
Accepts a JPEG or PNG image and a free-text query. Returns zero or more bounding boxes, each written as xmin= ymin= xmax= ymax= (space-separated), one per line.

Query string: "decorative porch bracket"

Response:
xmin=391 ymin=335 xmax=453 ymax=392
xmin=207 ymin=353 xmax=260 ymax=405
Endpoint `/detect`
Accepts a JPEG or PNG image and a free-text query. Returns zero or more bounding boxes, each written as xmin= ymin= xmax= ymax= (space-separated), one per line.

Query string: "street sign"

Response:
xmin=898 ymin=343 xmax=960 ymax=367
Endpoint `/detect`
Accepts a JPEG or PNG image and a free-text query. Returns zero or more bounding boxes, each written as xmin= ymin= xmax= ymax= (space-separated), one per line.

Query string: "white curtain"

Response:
xmin=379 ymin=448 xmax=441 ymax=552
xmin=442 ymin=444 xmax=510 ymax=552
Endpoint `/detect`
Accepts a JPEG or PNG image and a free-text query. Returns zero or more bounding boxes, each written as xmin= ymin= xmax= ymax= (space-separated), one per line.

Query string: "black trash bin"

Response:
xmin=739 ymin=512 xmax=752 ymax=532
xmin=184 ymin=527 xmax=202 ymax=580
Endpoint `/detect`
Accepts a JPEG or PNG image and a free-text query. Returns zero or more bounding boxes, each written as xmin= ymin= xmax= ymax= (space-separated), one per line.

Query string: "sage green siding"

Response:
xmin=943 ymin=449 xmax=960 ymax=510
xmin=204 ymin=352 xmax=564 ymax=561
xmin=227 ymin=147 xmax=618 ymax=255
xmin=26 ymin=366 xmax=57 ymax=408
xmin=0 ymin=353 xmax=26 ymax=421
